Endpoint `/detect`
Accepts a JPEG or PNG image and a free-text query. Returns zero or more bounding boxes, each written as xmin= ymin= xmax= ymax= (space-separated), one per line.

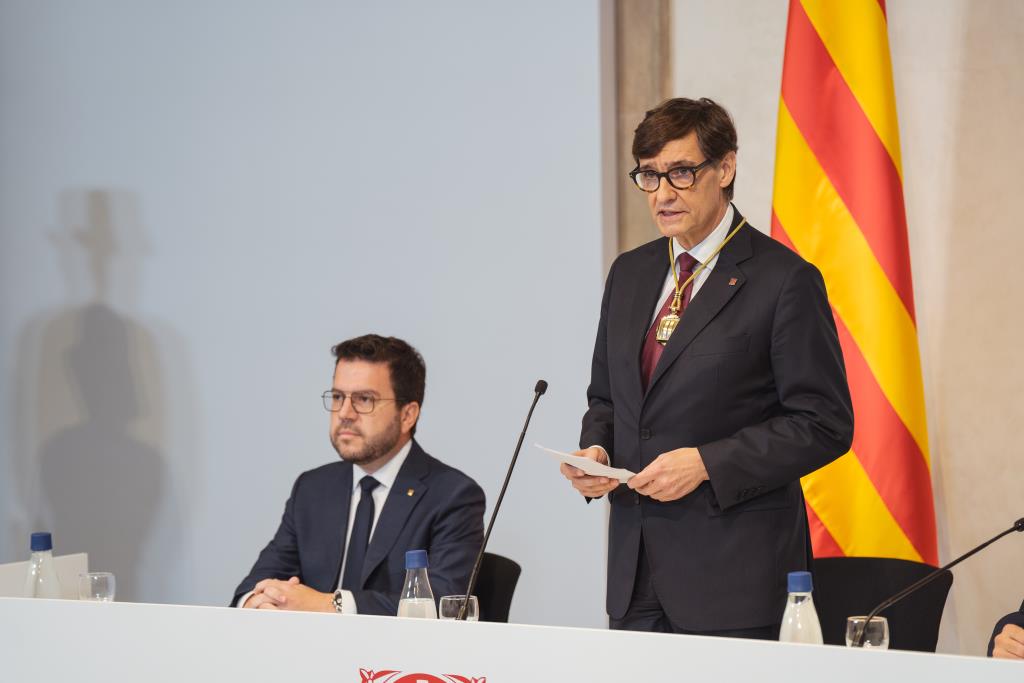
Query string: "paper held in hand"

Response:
xmin=534 ymin=444 xmax=636 ymax=483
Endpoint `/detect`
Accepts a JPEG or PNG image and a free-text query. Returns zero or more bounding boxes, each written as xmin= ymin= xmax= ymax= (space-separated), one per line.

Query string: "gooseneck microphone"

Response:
xmin=852 ymin=516 xmax=1024 ymax=646
xmin=457 ymin=380 xmax=548 ymax=620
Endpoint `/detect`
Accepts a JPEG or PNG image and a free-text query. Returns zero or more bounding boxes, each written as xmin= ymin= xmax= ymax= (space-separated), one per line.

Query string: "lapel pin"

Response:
xmin=407 ymin=488 xmax=415 ymax=497
xmin=728 ymin=277 xmax=738 ymax=286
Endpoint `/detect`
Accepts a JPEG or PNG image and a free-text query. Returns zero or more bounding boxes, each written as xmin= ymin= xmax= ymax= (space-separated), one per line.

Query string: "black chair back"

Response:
xmin=813 ymin=556 xmax=952 ymax=652
xmin=474 ymin=552 xmax=521 ymax=623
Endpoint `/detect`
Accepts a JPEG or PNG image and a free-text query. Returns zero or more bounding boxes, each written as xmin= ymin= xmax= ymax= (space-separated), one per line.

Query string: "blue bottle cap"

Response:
xmin=30 ymin=532 xmax=53 ymax=552
xmin=405 ymin=549 xmax=428 ymax=569
xmin=787 ymin=570 xmax=813 ymax=593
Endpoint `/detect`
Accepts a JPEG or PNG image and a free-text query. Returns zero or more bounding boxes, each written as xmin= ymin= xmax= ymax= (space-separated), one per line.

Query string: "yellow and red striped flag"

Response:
xmin=771 ymin=0 xmax=938 ymax=565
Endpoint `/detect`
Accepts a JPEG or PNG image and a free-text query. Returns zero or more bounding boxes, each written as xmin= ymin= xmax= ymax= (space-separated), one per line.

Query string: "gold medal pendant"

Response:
xmin=655 ymin=312 xmax=679 ymax=344
xmin=656 ymin=293 xmax=683 ymax=345
xmin=655 ymin=215 xmax=747 ymax=347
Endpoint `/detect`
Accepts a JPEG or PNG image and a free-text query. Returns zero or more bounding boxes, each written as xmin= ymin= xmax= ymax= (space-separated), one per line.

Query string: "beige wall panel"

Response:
xmin=673 ymin=0 xmax=1024 ymax=656
xmin=617 ymin=0 xmax=674 ymax=252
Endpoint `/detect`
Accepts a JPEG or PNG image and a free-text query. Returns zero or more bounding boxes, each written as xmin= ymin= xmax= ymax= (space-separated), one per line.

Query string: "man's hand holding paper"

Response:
xmin=536 ymin=444 xmax=632 ymax=498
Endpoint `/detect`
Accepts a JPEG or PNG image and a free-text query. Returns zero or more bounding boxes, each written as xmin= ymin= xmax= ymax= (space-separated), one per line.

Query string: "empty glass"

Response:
xmin=438 ymin=595 xmax=479 ymax=621
xmin=78 ymin=572 xmax=116 ymax=602
xmin=846 ymin=616 xmax=889 ymax=649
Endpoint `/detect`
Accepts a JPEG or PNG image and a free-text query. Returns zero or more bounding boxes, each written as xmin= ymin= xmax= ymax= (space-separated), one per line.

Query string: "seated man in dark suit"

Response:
xmin=989 ymin=599 xmax=1024 ymax=659
xmin=232 ymin=334 xmax=485 ymax=615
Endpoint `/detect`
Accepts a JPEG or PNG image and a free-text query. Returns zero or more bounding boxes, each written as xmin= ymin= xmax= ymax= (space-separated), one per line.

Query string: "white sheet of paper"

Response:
xmin=534 ymin=444 xmax=636 ymax=483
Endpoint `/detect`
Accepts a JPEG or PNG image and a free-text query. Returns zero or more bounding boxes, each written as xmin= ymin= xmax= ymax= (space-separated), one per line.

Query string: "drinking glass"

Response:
xmin=438 ymin=595 xmax=479 ymax=621
xmin=846 ymin=616 xmax=889 ymax=649
xmin=78 ymin=572 xmax=116 ymax=602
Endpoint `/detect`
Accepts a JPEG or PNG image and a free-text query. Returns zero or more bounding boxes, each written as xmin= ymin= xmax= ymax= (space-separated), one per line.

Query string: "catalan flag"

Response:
xmin=771 ymin=0 xmax=938 ymax=565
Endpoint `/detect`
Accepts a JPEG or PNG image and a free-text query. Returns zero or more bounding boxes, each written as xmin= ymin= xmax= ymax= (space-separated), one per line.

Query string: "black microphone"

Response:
xmin=852 ymin=516 xmax=1024 ymax=646
xmin=457 ymin=379 xmax=548 ymax=620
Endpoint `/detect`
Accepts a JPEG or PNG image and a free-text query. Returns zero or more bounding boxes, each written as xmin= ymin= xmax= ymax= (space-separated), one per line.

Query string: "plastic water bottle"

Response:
xmin=779 ymin=570 xmax=823 ymax=644
xmin=24 ymin=532 xmax=62 ymax=599
xmin=396 ymin=549 xmax=436 ymax=618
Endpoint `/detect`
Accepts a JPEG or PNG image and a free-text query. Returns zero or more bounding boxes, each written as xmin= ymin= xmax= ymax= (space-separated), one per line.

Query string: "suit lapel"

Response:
xmin=360 ymin=440 xmax=430 ymax=586
xmin=624 ymin=244 xmax=671 ymax=400
xmin=645 ymin=215 xmax=753 ymax=395
xmin=328 ymin=464 xmax=353 ymax=589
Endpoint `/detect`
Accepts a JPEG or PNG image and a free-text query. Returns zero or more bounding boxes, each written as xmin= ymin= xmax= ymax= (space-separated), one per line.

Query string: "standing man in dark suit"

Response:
xmin=233 ymin=334 xmax=485 ymax=615
xmin=562 ymin=98 xmax=853 ymax=638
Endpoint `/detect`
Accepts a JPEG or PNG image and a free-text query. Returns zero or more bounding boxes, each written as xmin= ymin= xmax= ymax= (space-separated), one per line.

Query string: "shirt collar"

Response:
xmin=351 ymin=438 xmax=412 ymax=493
xmin=673 ymin=203 xmax=734 ymax=268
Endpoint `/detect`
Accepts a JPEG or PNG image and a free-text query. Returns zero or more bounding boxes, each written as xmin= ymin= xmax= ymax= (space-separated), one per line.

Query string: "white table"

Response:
xmin=0 ymin=597 xmax=1018 ymax=682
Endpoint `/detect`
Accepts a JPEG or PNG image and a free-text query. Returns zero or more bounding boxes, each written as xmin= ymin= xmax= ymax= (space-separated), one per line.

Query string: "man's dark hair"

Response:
xmin=332 ymin=334 xmax=426 ymax=432
xmin=632 ymin=97 xmax=739 ymax=199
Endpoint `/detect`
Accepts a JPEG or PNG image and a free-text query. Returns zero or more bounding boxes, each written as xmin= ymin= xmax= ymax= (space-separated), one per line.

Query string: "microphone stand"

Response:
xmin=852 ymin=517 xmax=1024 ymax=646
xmin=457 ymin=380 xmax=548 ymax=620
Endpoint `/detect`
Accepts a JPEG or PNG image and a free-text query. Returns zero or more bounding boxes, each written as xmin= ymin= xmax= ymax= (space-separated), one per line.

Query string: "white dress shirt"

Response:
xmin=237 ymin=439 xmax=412 ymax=614
xmin=647 ymin=203 xmax=734 ymax=327
xmin=594 ymin=204 xmax=735 ymax=465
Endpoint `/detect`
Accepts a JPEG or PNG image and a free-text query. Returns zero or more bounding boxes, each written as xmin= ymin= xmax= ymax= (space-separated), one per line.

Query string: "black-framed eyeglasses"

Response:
xmin=628 ymin=158 xmax=716 ymax=192
xmin=321 ymin=390 xmax=400 ymax=414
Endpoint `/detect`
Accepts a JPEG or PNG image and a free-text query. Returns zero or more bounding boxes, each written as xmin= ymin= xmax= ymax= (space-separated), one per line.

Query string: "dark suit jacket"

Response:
xmin=231 ymin=440 xmax=485 ymax=615
xmin=581 ymin=209 xmax=853 ymax=631
xmin=988 ymin=600 xmax=1024 ymax=657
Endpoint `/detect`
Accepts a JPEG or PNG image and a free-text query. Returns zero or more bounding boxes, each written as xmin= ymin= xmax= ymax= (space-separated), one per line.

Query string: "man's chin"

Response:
xmin=333 ymin=440 xmax=399 ymax=467
xmin=332 ymin=439 xmax=366 ymax=463
xmin=339 ymin=450 xmax=376 ymax=466
xmin=656 ymin=219 xmax=689 ymax=238
xmin=335 ymin=447 xmax=374 ymax=465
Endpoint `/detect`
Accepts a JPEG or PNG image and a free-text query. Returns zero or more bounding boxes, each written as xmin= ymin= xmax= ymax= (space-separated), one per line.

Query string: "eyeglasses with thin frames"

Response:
xmin=321 ymin=390 xmax=400 ymax=415
xmin=628 ymin=158 xmax=716 ymax=192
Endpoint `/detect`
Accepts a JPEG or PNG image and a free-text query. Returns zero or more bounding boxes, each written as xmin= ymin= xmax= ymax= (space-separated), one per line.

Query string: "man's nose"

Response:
xmin=337 ymin=395 xmax=360 ymax=419
xmin=654 ymin=175 xmax=677 ymax=202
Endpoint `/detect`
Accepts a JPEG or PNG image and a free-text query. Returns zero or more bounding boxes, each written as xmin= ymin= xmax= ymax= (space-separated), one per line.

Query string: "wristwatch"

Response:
xmin=332 ymin=589 xmax=344 ymax=613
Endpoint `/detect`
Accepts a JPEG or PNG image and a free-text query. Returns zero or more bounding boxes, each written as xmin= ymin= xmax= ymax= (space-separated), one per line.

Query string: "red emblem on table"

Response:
xmin=358 ymin=669 xmax=485 ymax=683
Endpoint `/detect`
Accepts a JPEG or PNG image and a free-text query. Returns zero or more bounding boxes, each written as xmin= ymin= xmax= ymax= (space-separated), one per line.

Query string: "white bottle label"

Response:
xmin=24 ymin=552 xmax=62 ymax=599
xmin=397 ymin=598 xmax=437 ymax=619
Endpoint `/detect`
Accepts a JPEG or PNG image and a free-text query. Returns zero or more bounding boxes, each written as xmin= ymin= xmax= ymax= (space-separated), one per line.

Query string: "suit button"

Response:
xmin=640 ymin=429 xmax=651 ymax=440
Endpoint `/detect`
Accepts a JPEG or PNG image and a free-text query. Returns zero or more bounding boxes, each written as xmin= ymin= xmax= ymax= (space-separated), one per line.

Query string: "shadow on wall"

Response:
xmin=935 ymin=0 xmax=1024 ymax=656
xmin=9 ymin=190 xmax=173 ymax=602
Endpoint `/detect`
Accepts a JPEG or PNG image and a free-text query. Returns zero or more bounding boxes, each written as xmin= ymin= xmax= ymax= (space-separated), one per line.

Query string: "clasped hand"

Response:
xmin=993 ymin=623 xmax=1024 ymax=659
xmin=560 ymin=446 xmax=708 ymax=502
xmin=242 ymin=576 xmax=333 ymax=612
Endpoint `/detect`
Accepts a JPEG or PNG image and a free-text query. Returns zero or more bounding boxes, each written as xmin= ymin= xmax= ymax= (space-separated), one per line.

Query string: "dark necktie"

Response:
xmin=640 ymin=252 xmax=699 ymax=392
xmin=341 ymin=475 xmax=381 ymax=591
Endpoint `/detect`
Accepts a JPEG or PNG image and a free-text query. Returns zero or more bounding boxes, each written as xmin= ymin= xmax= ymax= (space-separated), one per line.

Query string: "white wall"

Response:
xmin=674 ymin=0 xmax=1024 ymax=655
xmin=0 ymin=1 xmax=613 ymax=628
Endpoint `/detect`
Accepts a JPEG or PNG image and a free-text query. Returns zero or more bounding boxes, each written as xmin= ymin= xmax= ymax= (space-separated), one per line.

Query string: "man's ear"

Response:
xmin=718 ymin=150 xmax=737 ymax=190
xmin=400 ymin=402 xmax=420 ymax=434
